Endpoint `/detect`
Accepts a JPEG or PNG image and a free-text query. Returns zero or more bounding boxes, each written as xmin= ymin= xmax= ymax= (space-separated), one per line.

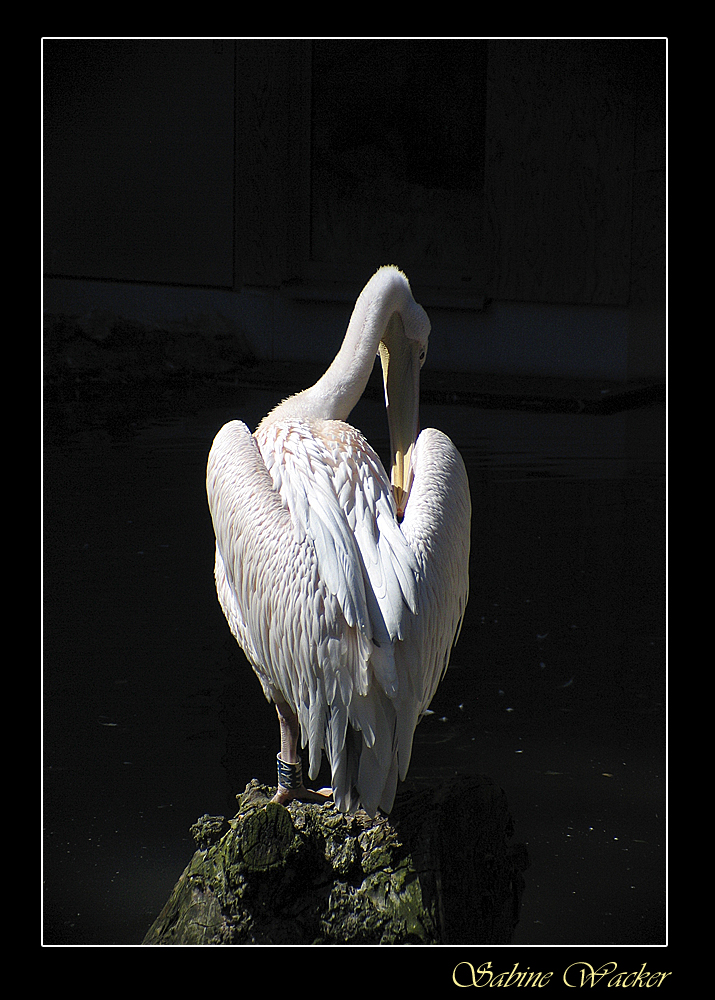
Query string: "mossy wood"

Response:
xmin=143 ymin=775 xmax=528 ymax=945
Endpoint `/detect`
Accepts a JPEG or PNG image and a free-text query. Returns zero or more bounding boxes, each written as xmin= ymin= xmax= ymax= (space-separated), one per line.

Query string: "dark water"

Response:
xmin=43 ymin=389 xmax=665 ymax=946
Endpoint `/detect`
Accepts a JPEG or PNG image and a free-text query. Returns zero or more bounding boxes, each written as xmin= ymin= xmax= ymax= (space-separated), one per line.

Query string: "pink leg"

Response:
xmin=272 ymin=700 xmax=332 ymax=806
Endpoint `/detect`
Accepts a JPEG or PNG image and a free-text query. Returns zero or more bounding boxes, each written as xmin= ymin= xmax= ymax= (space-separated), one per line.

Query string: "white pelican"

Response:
xmin=207 ymin=266 xmax=470 ymax=817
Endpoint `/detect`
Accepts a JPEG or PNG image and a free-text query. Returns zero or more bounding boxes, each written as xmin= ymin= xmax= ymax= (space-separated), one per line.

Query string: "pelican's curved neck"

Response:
xmin=311 ymin=271 xmax=396 ymax=421
xmin=261 ymin=266 xmax=428 ymax=427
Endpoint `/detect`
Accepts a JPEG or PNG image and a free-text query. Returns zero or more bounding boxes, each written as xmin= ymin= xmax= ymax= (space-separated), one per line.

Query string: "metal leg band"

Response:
xmin=277 ymin=753 xmax=303 ymax=790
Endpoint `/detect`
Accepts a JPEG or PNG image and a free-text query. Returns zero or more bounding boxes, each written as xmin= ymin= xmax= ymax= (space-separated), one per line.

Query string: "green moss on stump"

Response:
xmin=143 ymin=776 xmax=528 ymax=945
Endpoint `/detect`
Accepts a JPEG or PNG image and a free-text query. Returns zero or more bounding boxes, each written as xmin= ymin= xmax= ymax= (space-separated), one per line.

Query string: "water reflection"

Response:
xmin=43 ymin=393 xmax=665 ymax=945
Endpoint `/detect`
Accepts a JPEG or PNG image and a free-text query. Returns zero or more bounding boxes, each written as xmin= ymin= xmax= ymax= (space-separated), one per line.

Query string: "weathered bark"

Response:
xmin=142 ymin=775 xmax=528 ymax=945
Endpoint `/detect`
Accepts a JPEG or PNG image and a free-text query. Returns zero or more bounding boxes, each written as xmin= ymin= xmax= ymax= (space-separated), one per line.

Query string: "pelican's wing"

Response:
xmin=207 ymin=417 xmax=420 ymax=815
xmin=257 ymin=417 xmax=419 ymax=695
xmin=207 ymin=420 xmax=317 ymax=701
xmin=395 ymin=427 xmax=472 ymax=778
xmin=208 ymin=420 xmax=357 ymax=797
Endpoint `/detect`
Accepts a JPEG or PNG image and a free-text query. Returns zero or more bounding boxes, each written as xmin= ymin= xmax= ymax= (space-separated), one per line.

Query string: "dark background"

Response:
xmin=43 ymin=38 xmax=666 ymax=957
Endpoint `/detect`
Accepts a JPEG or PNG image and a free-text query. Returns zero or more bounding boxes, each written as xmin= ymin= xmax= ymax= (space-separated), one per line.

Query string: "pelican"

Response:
xmin=207 ymin=266 xmax=470 ymax=816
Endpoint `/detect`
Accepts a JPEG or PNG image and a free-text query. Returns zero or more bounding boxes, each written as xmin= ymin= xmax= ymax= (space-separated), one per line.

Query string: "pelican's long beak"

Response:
xmin=378 ymin=312 xmax=422 ymax=521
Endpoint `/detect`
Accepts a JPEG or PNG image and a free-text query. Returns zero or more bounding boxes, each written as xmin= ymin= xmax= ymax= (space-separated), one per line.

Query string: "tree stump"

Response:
xmin=142 ymin=775 xmax=529 ymax=945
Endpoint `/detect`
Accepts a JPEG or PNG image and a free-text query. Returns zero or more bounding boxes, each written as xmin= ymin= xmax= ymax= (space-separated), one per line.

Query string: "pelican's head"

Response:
xmin=378 ymin=310 xmax=428 ymax=521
